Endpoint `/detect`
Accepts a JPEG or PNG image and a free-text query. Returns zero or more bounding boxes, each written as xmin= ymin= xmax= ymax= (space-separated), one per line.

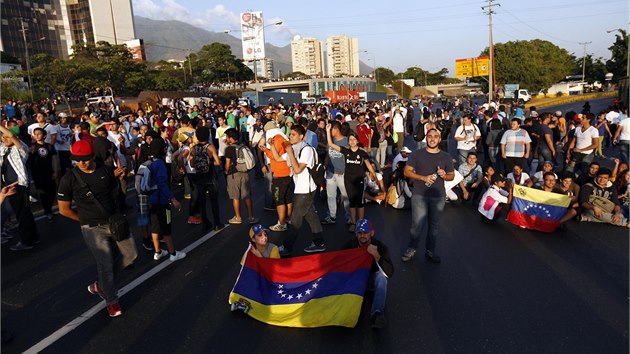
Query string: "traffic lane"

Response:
xmin=542 ymin=97 xmax=614 ymax=116
xmin=38 ymin=190 xmax=629 ymax=353
xmin=0 ymin=180 xmax=241 ymax=354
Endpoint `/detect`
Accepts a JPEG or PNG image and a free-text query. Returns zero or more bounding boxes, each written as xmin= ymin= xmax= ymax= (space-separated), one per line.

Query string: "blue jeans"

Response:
xmin=408 ymin=195 xmax=446 ymax=252
xmin=326 ymin=172 xmax=350 ymax=220
xmin=619 ymin=140 xmax=630 ymax=165
xmin=81 ymin=225 xmax=138 ymax=304
xmin=370 ymin=270 xmax=388 ymax=316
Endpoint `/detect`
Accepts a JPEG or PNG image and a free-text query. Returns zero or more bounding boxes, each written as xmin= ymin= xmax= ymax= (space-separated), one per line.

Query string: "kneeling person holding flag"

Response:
xmin=343 ymin=219 xmax=394 ymax=329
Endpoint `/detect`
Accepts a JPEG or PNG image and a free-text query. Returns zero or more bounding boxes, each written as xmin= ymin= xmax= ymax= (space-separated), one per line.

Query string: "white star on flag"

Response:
xmin=312 ymin=283 xmax=318 ymax=288
xmin=277 ymin=289 xmax=284 ymax=294
xmin=305 ymin=289 xmax=311 ymax=295
xmin=297 ymin=294 xmax=302 ymax=299
xmin=288 ymin=295 xmax=293 ymax=300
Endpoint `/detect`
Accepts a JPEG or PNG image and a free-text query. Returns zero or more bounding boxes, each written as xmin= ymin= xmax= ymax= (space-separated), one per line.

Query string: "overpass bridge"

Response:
xmin=250 ymin=77 xmax=376 ymax=96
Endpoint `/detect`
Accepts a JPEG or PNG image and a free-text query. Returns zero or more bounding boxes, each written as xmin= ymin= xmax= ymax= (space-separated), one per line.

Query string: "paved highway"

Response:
xmin=2 ymin=96 xmax=627 ymax=354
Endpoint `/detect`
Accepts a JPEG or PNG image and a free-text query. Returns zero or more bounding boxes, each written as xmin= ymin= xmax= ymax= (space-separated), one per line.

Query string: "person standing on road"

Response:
xmin=0 ymin=125 xmax=39 ymax=250
xmin=277 ymin=124 xmax=325 ymax=256
xmin=28 ymin=128 xmax=58 ymax=222
xmin=342 ymin=219 xmax=393 ymax=329
xmin=402 ymin=129 xmax=455 ymax=263
xmin=500 ymin=118 xmax=532 ymax=175
xmin=454 ymin=113 xmax=481 ymax=166
xmin=612 ymin=114 xmax=630 ymax=165
xmin=321 ymin=120 xmax=351 ymax=226
xmin=57 ymin=140 xmax=138 ymax=317
xmin=147 ymin=139 xmax=186 ymax=262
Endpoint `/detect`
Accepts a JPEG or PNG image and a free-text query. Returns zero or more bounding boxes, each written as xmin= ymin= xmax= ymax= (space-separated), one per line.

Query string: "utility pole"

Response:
xmin=17 ymin=17 xmax=33 ymax=101
xmin=579 ymin=41 xmax=592 ymax=84
xmin=482 ymin=0 xmax=500 ymax=102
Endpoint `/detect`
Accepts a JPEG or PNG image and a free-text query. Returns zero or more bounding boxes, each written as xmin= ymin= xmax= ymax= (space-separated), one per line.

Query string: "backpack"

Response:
xmin=193 ymin=144 xmax=211 ymax=174
xmin=235 ymin=144 xmax=256 ymax=172
xmin=298 ymin=145 xmax=326 ymax=188
xmin=386 ymin=183 xmax=400 ymax=207
xmin=135 ymin=159 xmax=157 ymax=195
xmin=413 ymin=121 xmax=425 ymax=142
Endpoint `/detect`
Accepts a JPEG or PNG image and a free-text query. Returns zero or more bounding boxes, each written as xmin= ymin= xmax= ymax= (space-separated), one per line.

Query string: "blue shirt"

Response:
xmin=4 ymin=104 xmax=15 ymax=118
xmin=305 ymin=129 xmax=317 ymax=149
xmin=148 ymin=158 xmax=173 ymax=206
xmin=328 ymin=136 xmax=348 ymax=173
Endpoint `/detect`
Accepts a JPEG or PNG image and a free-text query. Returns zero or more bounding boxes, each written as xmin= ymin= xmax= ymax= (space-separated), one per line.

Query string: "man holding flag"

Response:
xmin=343 ymin=219 xmax=394 ymax=329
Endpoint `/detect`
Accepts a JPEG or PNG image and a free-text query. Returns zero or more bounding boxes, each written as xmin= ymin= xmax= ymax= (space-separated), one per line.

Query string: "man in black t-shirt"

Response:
xmin=29 ymin=128 xmax=58 ymax=221
xmin=402 ymin=129 xmax=455 ymax=263
xmin=57 ymin=140 xmax=137 ymax=318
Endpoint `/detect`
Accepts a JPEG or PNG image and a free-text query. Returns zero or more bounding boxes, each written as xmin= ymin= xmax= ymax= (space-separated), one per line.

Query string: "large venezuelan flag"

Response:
xmin=507 ymin=185 xmax=571 ymax=233
xmin=229 ymin=247 xmax=373 ymax=328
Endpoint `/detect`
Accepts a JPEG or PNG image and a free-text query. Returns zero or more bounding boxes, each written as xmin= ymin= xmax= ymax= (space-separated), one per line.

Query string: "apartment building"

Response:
xmin=325 ymin=35 xmax=359 ymax=77
xmin=291 ymin=36 xmax=325 ymax=77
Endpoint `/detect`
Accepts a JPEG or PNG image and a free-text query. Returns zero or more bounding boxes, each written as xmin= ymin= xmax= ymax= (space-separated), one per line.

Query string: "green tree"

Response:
xmin=189 ymin=43 xmax=253 ymax=84
xmin=374 ymin=67 xmax=395 ymax=84
xmin=281 ymin=71 xmax=308 ymax=80
xmin=577 ymin=55 xmax=608 ymax=82
xmin=481 ymin=39 xmax=576 ymax=93
xmin=606 ymin=30 xmax=628 ymax=81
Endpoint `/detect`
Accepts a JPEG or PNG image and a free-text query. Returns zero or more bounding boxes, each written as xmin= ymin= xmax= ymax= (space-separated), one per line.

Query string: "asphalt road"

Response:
xmin=2 ymin=97 xmax=628 ymax=354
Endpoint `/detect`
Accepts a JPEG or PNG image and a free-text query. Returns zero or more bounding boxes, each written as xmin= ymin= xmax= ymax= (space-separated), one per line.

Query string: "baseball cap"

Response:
xmin=249 ymin=224 xmax=268 ymax=239
xmin=58 ymin=112 xmax=68 ymax=118
xmin=555 ymin=111 xmax=562 ymax=117
xmin=70 ymin=140 xmax=93 ymax=161
xmin=491 ymin=173 xmax=507 ymax=184
xmin=263 ymin=121 xmax=277 ymax=132
xmin=543 ymin=160 xmax=554 ymax=166
xmin=401 ymin=146 xmax=412 ymax=154
xmin=355 ymin=219 xmax=373 ymax=233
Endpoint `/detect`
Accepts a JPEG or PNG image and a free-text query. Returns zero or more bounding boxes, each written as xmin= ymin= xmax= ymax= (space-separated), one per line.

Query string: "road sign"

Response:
xmin=455 ymin=56 xmax=489 ymax=79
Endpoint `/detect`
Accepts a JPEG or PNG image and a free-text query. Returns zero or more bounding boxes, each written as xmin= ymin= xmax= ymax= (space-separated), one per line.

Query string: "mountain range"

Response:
xmin=134 ymin=16 xmax=371 ymax=77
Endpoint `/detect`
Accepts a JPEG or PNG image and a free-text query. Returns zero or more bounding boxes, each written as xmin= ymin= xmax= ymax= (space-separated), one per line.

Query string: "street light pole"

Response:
xmin=579 ymin=41 xmax=592 ymax=85
xmin=18 ymin=18 xmax=33 ymax=101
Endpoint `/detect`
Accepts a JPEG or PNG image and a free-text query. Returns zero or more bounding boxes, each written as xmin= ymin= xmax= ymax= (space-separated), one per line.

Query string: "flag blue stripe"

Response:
xmin=511 ymin=196 xmax=567 ymax=221
xmin=233 ymin=267 xmax=370 ymax=305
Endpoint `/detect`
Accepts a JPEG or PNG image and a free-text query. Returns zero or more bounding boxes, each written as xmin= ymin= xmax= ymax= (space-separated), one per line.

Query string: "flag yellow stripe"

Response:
xmin=512 ymin=185 xmax=571 ymax=208
xmin=229 ymin=292 xmax=364 ymax=328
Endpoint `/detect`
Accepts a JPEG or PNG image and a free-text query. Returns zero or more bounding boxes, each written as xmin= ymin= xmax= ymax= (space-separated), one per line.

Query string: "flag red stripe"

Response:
xmin=243 ymin=248 xmax=372 ymax=283
xmin=507 ymin=210 xmax=560 ymax=233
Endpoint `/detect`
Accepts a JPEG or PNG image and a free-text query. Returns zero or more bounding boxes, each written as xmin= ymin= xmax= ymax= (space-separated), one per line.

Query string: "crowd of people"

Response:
xmin=1 ymin=93 xmax=628 ymax=324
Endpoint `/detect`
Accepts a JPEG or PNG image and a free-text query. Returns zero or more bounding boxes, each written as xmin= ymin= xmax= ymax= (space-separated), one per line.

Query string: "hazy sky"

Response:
xmin=132 ymin=0 xmax=628 ymax=75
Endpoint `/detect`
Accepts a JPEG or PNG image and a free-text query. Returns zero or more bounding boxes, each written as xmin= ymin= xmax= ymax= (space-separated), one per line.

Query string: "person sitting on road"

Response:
xmin=578 ymin=168 xmax=629 ymax=227
xmin=478 ymin=173 xmax=513 ymax=222
xmin=454 ymin=152 xmax=483 ymax=202
xmin=247 ymin=224 xmax=280 ymax=259
xmin=507 ymin=163 xmax=532 ymax=187
xmin=342 ymin=219 xmax=393 ymax=329
xmin=534 ymin=171 xmax=577 ymax=226
xmin=364 ymin=161 xmax=386 ymax=205
xmin=575 ymin=162 xmax=599 ymax=187
xmin=392 ymin=146 xmax=411 ymax=172
xmin=531 ymin=160 xmax=557 ymax=187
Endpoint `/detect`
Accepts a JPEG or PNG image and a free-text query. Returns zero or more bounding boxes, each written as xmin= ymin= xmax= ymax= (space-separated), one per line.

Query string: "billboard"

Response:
xmin=455 ymin=56 xmax=489 ymax=79
xmin=124 ymin=39 xmax=146 ymax=63
xmin=240 ymin=11 xmax=265 ymax=61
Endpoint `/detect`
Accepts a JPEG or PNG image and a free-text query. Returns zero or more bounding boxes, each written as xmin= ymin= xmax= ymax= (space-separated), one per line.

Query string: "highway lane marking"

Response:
xmin=23 ymin=224 xmax=230 ymax=354
xmin=24 ymin=189 xmax=265 ymax=353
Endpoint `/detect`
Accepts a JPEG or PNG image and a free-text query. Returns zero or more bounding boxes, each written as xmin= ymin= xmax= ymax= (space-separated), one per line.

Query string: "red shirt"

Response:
xmin=356 ymin=122 xmax=371 ymax=148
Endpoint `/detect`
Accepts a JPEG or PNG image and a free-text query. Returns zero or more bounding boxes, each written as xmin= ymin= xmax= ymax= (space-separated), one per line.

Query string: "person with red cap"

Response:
xmin=57 ymin=140 xmax=137 ymax=317
xmin=343 ymin=219 xmax=393 ymax=329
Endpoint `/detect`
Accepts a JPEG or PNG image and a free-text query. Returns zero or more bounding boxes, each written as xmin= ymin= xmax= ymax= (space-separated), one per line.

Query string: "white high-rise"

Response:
xmin=291 ymin=36 xmax=325 ymax=77
xmin=326 ymin=35 xmax=359 ymax=77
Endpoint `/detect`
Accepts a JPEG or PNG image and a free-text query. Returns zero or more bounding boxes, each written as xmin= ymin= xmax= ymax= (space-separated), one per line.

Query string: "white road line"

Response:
xmin=23 ymin=225 xmax=230 ymax=354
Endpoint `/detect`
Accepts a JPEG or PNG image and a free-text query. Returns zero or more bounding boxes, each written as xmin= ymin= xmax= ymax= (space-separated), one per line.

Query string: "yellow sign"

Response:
xmin=455 ymin=56 xmax=489 ymax=79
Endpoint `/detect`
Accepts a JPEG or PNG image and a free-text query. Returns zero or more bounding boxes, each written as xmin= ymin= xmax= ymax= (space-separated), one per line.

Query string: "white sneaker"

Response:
xmin=269 ymin=223 xmax=288 ymax=232
xmin=153 ymin=249 xmax=168 ymax=261
xmin=170 ymin=251 xmax=186 ymax=262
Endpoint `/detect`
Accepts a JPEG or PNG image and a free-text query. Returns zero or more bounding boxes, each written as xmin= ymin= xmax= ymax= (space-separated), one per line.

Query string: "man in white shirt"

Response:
xmin=454 ymin=114 xmax=481 ymax=165
xmin=28 ymin=112 xmax=58 ymax=145
xmin=613 ymin=114 xmax=630 ymax=165
xmin=277 ymin=124 xmax=325 ymax=257
xmin=567 ymin=114 xmax=599 ymax=175
xmin=392 ymin=146 xmax=411 ymax=171
xmin=392 ymin=106 xmax=405 ymax=152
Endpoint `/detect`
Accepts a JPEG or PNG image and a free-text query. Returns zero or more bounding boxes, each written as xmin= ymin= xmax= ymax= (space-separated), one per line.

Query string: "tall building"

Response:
xmin=326 ymin=35 xmax=359 ymax=77
xmin=245 ymin=58 xmax=274 ymax=79
xmin=291 ymin=36 xmax=324 ymax=77
xmin=0 ymin=0 xmax=138 ymax=62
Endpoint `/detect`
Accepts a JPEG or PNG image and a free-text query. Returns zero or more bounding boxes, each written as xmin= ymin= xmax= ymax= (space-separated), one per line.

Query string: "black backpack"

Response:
xmin=413 ymin=121 xmax=425 ymax=142
xmin=298 ymin=145 xmax=326 ymax=188
xmin=193 ymin=144 xmax=211 ymax=174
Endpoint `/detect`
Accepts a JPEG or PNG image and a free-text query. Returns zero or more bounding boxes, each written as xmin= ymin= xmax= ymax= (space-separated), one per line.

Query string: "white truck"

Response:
xmin=503 ymin=84 xmax=531 ymax=103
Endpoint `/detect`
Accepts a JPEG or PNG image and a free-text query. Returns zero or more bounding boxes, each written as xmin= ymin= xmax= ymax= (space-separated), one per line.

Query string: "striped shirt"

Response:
xmin=500 ymin=128 xmax=531 ymax=157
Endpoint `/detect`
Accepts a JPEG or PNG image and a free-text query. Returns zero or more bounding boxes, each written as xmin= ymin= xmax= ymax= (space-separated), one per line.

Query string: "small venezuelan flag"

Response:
xmin=229 ymin=248 xmax=373 ymax=328
xmin=507 ymin=185 xmax=572 ymax=233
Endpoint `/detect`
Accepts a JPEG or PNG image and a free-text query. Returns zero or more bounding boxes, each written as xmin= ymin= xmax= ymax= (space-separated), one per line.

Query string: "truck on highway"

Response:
xmin=241 ymin=91 xmax=302 ymax=107
xmin=358 ymin=91 xmax=387 ymax=103
xmin=324 ymin=90 xmax=360 ymax=104
xmin=503 ymin=84 xmax=531 ymax=103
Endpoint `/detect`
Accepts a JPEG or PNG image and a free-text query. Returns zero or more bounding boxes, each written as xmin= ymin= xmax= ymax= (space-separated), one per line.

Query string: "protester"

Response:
xmin=342 ymin=219 xmax=393 ymax=329
xmin=402 ymin=129 xmax=455 ymax=263
xmin=478 ymin=173 xmax=513 ymax=222
xmin=248 ymin=224 xmax=280 ymax=259
xmin=224 ymin=128 xmax=258 ymax=225
xmin=57 ymin=140 xmax=138 ymax=317
xmin=578 ymin=168 xmax=628 ymax=227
